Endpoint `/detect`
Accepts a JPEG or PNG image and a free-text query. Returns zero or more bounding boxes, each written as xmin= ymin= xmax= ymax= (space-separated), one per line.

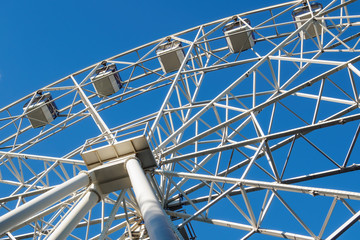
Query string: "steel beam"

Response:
xmin=0 ymin=172 xmax=90 ymax=235
xmin=71 ymin=76 xmax=114 ymax=142
xmin=162 ymin=112 xmax=360 ymax=164
xmin=167 ymin=164 xmax=360 ymax=207
xmin=125 ymin=157 xmax=177 ymax=240
xmin=0 ymin=151 xmax=84 ymax=165
xmin=156 ymin=170 xmax=360 ymax=200
xmin=166 ymin=210 xmax=314 ymax=240
xmin=325 ymin=209 xmax=360 ymax=240
xmin=47 ymin=187 xmax=101 ymax=240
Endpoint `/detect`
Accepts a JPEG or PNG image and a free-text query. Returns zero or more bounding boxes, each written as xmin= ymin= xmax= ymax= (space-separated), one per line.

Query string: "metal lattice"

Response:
xmin=1 ymin=1 xmax=360 ymax=239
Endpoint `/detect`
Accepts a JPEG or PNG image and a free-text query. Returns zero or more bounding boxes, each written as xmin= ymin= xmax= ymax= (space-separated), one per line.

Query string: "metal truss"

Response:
xmin=1 ymin=0 xmax=360 ymax=239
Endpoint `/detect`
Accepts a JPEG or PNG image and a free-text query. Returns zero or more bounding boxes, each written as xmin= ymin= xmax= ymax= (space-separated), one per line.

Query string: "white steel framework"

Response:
xmin=1 ymin=0 xmax=360 ymax=239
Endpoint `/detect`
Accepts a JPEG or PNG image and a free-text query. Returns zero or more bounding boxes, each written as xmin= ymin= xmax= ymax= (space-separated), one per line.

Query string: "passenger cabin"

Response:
xmin=292 ymin=2 xmax=323 ymax=39
xmin=91 ymin=63 xmax=122 ymax=97
xmin=156 ymin=39 xmax=186 ymax=73
xmin=223 ymin=18 xmax=255 ymax=53
xmin=23 ymin=92 xmax=58 ymax=128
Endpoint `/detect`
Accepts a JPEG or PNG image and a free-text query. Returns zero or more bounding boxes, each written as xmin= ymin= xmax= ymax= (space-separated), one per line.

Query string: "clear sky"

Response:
xmin=0 ymin=0 xmax=282 ymax=106
xmin=1 ymin=0 xmax=360 ymax=239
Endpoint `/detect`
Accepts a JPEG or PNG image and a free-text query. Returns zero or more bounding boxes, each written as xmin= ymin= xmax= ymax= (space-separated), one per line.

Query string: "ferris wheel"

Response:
xmin=1 ymin=0 xmax=360 ymax=239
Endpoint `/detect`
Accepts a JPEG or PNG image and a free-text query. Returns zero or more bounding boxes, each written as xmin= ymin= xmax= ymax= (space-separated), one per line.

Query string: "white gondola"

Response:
xmin=292 ymin=2 xmax=323 ymax=39
xmin=223 ymin=18 xmax=255 ymax=53
xmin=156 ymin=39 xmax=186 ymax=73
xmin=91 ymin=63 xmax=122 ymax=97
xmin=23 ymin=92 xmax=58 ymax=128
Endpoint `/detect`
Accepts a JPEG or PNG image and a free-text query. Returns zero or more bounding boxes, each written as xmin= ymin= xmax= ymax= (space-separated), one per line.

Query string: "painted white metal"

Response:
xmin=325 ymin=209 xmax=360 ymax=240
xmin=98 ymin=191 xmax=125 ymax=240
xmin=0 ymin=172 xmax=90 ymax=235
xmin=24 ymin=103 xmax=55 ymax=128
xmin=81 ymin=135 xmax=156 ymax=170
xmin=156 ymin=170 xmax=360 ymax=201
xmin=294 ymin=7 xmax=323 ymax=39
xmin=223 ymin=22 xmax=254 ymax=53
xmin=125 ymin=158 xmax=178 ymax=240
xmin=47 ymin=187 xmax=101 ymax=240
xmin=70 ymin=75 xmax=114 ymax=141
xmin=149 ymin=26 xmax=204 ymax=142
xmin=1 ymin=1 xmax=360 ymax=239
xmin=166 ymin=210 xmax=314 ymax=240
xmin=91 ymin=71 xmax=121 ymax=97
xmin=0 ymin=151 xmax=84 ymax=165
xmin=161 ymin=112 xmax=360 ymax=163
xmin=153 ymin=12 xmax=316 ymax=152
xmin=156 ymin=40 xmax=186 ymax=73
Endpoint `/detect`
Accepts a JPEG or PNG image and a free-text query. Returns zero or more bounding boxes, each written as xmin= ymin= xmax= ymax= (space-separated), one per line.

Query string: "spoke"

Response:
xmin=1 ymin=1 xmax=360 ymax=239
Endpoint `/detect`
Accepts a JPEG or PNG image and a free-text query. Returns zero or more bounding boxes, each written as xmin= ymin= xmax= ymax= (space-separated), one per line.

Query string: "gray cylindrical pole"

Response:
xmin=47 ymin=188 xmax=101 ymax=240
xmin=126 ymin=158 xmax=177 ymax=240
xmin=0 ymin=172 xmax=90 ymax=235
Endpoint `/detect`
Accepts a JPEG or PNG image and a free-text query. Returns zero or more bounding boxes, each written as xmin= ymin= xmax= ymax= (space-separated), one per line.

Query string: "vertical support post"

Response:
xmin=126 ymin=158 xmax=178 ymax=240
xmin=0 ymin=172 xmax=91 ymax=235
xmin=47 ymin=187 xmax=101 ymax=240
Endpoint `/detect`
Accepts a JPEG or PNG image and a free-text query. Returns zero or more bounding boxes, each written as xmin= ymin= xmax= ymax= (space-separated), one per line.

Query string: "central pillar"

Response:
xmin=126 ymin=158 xmax=177 ymax=240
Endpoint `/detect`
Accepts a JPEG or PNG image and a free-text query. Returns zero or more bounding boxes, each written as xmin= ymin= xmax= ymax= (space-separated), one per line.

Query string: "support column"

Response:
xmin=126 ymin=158 xmax=177 ymax=240
xmin=0 ymin=172 xmax=91 ymax=235
xmin=47 ymin=187 xmax=101 ymax=240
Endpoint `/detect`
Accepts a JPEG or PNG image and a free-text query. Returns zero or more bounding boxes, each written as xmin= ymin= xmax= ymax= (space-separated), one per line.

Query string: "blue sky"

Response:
xmin=1 ymin=0 xmax=360 ymax=239
xmin=0 ymin=0 xmax=284 ymax=105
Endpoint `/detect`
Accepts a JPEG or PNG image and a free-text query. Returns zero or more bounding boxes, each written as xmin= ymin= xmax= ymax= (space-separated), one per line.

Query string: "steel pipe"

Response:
xmin=325 ymin=209 xmax=360 ymax=240
xmin=126 ymin=158 xmax=177 ymax=240
xmin=0 ymin=172 xmax=90 ymax=235
xmin=156 ymin=170 xmax=360 ymax=200
xmin=47 ymin=187 xmax=101 ymax=240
